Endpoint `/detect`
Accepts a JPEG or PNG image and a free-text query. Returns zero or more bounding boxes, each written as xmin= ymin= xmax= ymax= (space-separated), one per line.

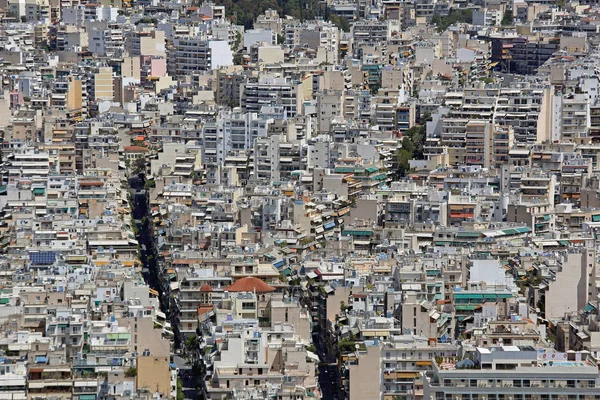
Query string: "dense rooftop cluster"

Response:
xmin=2 ymin=0 xmax=600 ymax=400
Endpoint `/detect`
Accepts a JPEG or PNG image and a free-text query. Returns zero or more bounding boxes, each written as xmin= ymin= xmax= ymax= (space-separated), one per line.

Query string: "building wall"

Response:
xmin=545 ymin=251 xmax=591 ymax=320
xmin=140 ymin=30 xmax=166 ymax=57
xmin=207 ymin=40 xmax=233 ymax=70
xmin=136 ymin=356 xmax=171 ymax=397
xmin=348 ymin=345 xmax=381 ymax=400
xmin=94 ymin=67 xmax=114 ymax=101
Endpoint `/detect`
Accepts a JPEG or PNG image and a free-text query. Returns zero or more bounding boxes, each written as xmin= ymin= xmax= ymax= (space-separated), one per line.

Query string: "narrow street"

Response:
xmin=128 ymin=175 xmax=167 ymax=314
xmin=173 ymin=355 xmax=198 ymax=400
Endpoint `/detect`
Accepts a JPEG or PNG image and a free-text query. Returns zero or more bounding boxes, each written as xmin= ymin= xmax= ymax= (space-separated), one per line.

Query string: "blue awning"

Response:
xmin=169 ymin=363 xmax=178 ymax=369
xmin=273 ymin=260 xmax=285 ymax=268
xmin=35 ymin=355 xmax=47 ymax=364
xmin=324 ymin=222 xmax=335 ymax=230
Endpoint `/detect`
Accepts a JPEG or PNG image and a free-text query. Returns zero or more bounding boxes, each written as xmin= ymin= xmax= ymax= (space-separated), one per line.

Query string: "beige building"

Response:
xmin=66 ymin=75 xmax=82 ymax=113
xmin=136 ymin=356 xmax=172 ymax=398
xmin=93 ymin=66 xmax=114 ymax=101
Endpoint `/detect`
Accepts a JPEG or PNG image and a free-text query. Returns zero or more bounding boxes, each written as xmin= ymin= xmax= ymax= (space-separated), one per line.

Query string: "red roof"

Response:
xmin=124 ymin=145 xmax=149 ymax=153
xmin=200 ymin=284 xmax=212 ymax=292
xmin=198 ymin=306 xmax=213 ymax=316
xmin=224 ymin=277 xmax=275 ymax=293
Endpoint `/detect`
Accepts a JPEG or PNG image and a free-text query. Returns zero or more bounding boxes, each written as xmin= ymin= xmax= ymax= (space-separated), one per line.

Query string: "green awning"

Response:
xmin=543 ymin=214 xmax=550 ymax=221
xmin=79 ymin=395 xmax=96 ymax=400
xmin=559 ymin=240 xmax=570 ymax=246
xmin=592 ymin=215 xmax=600 ymax=222
xmin=366 ymin=166 xmax=379 ymax=173
xmin=33 ymin=188 xmax=45 ymax=195
xmin=342 ymin=230 xmax=373 ymax=236
xmin=334 ymin=167 xmax=354 ymax=173
xmin=456 ymin=232 xmax=481 ymax=238
xmin=515 ymin=227 xmax=531 ymax=233
xmin=502 ymin=229 xmax=518 ymax=235
xmin=0 ymin=298 xmax=9 ymax=305
xmin=107 ymin=333 xmax=130 ymax=340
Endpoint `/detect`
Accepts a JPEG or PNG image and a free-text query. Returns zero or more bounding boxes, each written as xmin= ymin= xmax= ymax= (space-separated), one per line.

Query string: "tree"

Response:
xmin=132 ymin=157 xmax=146 ymax=175
xmin=233 ymin=53 xmax=244 ymax=66
xmin=501 ymin=9 xmax=513 ymax=26
xmin=394 ymin=125 xmax=426 ymax=178
xmin=233 ymin=31 xmax=242 ymax=51
xmin=177 ymin=378 xmax=185 ymax=400
xmin=329 ymin=14 xmax=351 ymax=32
xmin=184 ymin=335 xmax=200 ymax=366
xmin=430 ymin=9 xmax=473 ymax=33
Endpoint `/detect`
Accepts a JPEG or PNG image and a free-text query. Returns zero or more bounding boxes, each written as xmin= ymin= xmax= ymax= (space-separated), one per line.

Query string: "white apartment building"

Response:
xmin=241 ymin=77 xmax=303 ymax=117
xmin=423 ymin=347 xmax=600 ymax=400
xmin=168 ymin=37 xmax=233 ymax=78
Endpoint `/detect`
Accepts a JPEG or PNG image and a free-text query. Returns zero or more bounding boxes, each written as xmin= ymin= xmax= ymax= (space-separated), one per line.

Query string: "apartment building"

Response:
xmin=168 ymin=37 xmax=233 ymax=78
xmin=241 ymin=77 xmax=304 ymax=117
xmin=347 ymin=336 xmax=459 ymax=400
xmin=423 ymin=347 xmax=599 ymax=400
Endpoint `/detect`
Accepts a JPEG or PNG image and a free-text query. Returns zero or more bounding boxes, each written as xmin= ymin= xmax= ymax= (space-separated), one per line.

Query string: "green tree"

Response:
xmin=394 ymin=125 xmax=426 ymax=177
xmin=132 ymin=157 xmax=146 ymax=175
xmin=329 ymin=14 xmax=351 ymax=32
xmin=233 ymin=53 xmax=244 ymax=65
xmin=233 ymin=31 xmax=242 ymax=51
xmin=177 ymin=378 xmax=185 ymax=400
xmin=501 ymin=9 xmax=513 ymax=26
xmin=430 ymin=9 xmax=473 ymax=33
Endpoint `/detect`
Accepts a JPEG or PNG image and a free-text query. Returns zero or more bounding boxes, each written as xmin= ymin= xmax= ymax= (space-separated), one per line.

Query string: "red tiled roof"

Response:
xmin=200 ymin=284 xmax=212 ymax=292
xmin=198 ymin=306 xmax=213 ymax=316
xmin=224 ymin=277 xmax=275 ymax=293
xmin=124 ymin=145 xmax=149 ymax=153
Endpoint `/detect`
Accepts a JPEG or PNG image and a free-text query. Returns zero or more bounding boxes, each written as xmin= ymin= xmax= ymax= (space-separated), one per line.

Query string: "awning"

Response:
xmin=35 ymin=355 xmax=47 ymax=364
xmin=306 ymin=351 xmax=319 ymax=362
xmin=74 ymin=381 xmax=98 ymax=387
